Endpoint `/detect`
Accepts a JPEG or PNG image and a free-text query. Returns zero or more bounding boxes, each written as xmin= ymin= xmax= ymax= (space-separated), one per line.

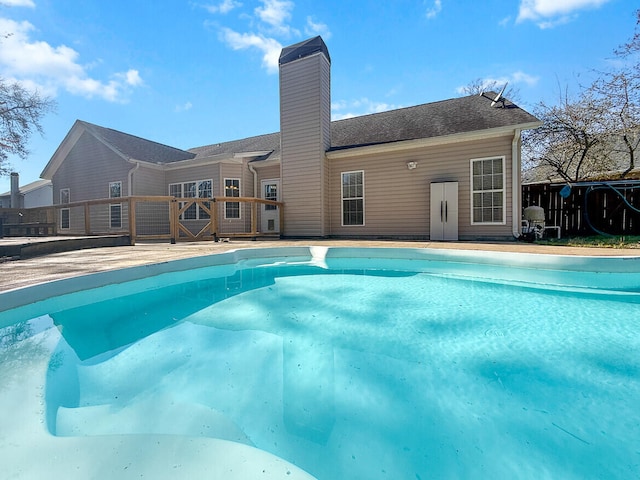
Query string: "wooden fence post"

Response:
xmin=169 ymin=198 xmax=177 ymax=244
xmin=128 ymin=197 xmax=136 ymax=246
xmin=251 ymin=200 xmax=258 ymax=235
xmin=211 ymin=198 xmax=218 ymax=241
xmin=84 ymin=203 xmax=91 ymax=234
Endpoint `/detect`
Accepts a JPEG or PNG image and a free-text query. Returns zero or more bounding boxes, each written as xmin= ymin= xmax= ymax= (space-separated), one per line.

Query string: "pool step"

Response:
xmin=55 ymin=394 xmax=253 ymax=445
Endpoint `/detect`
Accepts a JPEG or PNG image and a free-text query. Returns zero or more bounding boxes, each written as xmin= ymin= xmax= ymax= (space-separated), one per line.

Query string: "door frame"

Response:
xmin=260 ymin=178 xmax=280 ymax=233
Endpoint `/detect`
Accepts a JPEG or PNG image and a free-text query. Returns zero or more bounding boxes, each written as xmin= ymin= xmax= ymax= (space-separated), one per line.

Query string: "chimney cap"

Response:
xmin=279 ymin=36 xmax=330 ymax=66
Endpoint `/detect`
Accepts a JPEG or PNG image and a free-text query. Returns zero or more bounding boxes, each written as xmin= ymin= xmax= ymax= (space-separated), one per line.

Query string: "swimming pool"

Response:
xmin=1 ymin=247 xmax=640 ymax=479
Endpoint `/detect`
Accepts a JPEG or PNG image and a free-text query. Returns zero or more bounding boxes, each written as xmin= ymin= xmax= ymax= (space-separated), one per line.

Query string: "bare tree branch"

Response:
xmin=0 ymin=78 xmax=56 ymax=176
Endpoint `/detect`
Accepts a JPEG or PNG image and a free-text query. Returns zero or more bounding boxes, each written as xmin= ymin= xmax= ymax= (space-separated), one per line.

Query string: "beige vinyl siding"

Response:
xmin=52 ymin=131 xmax=131 ymax=203
xmin=256 ymin=164 xmax=281 ymax=186
xmin=328 ymin=135 xmax=515 ymax=239
xmin=133 ymin=166 xmax=165 ymax=196
xmin=280 ymin=52 xmax=331 ymax=237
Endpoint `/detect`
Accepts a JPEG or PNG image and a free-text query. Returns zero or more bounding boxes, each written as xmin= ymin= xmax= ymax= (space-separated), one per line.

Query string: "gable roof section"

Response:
xmin=79 ymin=121 xmax=196 ymax=164
xmin=41 ymin=120 xmax=196 ymax=179
xmin=330 ymin=93 xmax=540 ymax=151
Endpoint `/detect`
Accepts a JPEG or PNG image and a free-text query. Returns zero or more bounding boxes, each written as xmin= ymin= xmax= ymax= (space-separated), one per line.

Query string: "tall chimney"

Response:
xmin=279 ymin=36 xmax=331 ymax=237
xmin=10 ymin=172 xmax=21 ymax=209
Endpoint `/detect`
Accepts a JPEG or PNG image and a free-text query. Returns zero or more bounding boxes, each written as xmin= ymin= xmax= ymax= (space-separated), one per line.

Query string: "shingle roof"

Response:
xmin=0 ymin=178 xmax=50 ymax=197
xmin=80 ymin=121 xmax=196 ymax=164
xmin=186 ymin=93 xmax=539 ymax=162
xmin=188 ymin=132 xmax=281 ymax=160
xmin=329 ymin=93 xmax=540 ymax=150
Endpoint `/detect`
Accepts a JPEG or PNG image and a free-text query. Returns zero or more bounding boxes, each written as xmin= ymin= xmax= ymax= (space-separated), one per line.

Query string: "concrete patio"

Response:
xmin=1 ymin=237 xmax=639 ymax=292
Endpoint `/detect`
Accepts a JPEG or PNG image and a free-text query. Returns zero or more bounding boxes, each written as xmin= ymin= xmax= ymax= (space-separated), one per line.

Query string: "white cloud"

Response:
xmin=220 ymin=27 xmax=282 ymax=73
xmin=175 ymin=101 xmax=193 ymax=112
xmin=255 ymin=0 xmax=295 ymax=36
xmin=0 ymin=0 xmax=35 ymax=7
xmin=204 ymin=0 xmax=242 ymax=14
xmin=455 ymin=71 xmax=539 ymax=95
xmin=0 ymin=17 xmax=143 ymax=102
xmin=511 ymin=70 xmax=539 ymax=86
xmin=208 ymin=0 xmax=331 ymax=74
xmin=426 ymin=0 xmax=442 ymax=19
xmin=123 ymin=69 xmax=143 ymax=86
xmin=517 ymin=0 xmax=611 ymax=27
xmin=331 ymin=98 xmax=404 ymax=120
xmin=305 ymin=16 xmax=331 ymax=39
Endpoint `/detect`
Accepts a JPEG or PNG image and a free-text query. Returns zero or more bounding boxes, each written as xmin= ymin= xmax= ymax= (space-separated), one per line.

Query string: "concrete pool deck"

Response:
xmin=0 ymin=237 xmax=639 ymax=292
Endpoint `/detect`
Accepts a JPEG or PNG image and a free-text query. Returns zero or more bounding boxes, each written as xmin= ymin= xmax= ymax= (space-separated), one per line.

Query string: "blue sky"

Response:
xmin=0 ymin=0 xmax=636 ymax=194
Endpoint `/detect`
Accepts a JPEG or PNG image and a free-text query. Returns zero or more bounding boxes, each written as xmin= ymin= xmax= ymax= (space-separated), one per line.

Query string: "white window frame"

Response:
xmin=341 ymin=170 xmax=365 ymax=227
xmin=109 ymin=181 xmax=122 ymax=229
xmin=168 ymin=179 xmax=213 ymax=220
xmin=224 ymin=178 xmax=241 ymax=220
xmin=60 ymin=208 xmax=70 ymax=230
xmin=59 ymin=188 xmax=70 ymax=205
xmin=59 ymin=188 xmax=70 ymax=230
xmin=470 ymin=156 xmax=506 ymax=225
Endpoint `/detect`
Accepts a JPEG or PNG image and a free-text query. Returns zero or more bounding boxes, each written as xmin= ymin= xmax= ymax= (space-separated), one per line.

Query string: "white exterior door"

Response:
xmin=430 ymin=182 xmax=458 ymax=241
xmin=261 ymin=179 xmax=280 ymax=233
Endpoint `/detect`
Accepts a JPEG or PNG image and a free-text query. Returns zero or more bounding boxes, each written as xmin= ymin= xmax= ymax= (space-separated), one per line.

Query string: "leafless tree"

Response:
xmin=522 ymin=88 xmax=611 ymax=182
xmin=589 ymin=9 xmax=640 ymax=176
xmin=0 ymin=78 xmax=56 ymax=176
xmin=524 ymin=9 xmax=640 ymax=182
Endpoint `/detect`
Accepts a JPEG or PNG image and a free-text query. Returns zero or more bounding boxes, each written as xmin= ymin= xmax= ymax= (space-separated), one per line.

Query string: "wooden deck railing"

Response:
xmin=1 ymin=196 xmax=284 ymax=244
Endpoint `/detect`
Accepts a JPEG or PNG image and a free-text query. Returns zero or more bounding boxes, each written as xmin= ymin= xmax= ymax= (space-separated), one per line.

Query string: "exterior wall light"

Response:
xmin=407 ymin=161 xmax=418 ymax=170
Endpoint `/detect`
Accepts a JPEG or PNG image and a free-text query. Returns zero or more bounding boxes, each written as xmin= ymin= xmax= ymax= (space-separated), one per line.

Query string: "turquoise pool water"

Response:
xmin=1 ymin=247 xmax=640 ymax=479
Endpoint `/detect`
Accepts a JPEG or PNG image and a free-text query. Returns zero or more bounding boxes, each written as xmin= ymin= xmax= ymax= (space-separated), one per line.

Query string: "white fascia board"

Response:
xmin=326 ymin=122 xmax=541 ymax=160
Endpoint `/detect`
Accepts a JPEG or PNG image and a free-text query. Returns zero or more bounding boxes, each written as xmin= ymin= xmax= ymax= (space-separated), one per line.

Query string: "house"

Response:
xmin=0 ymin=173 xmax=52 ymax=208
xmin=41 ymin=36 xmax=540 ymax=240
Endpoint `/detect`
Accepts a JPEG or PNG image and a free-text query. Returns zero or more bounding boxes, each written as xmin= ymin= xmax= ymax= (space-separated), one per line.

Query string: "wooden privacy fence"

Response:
xmin=1 ymin=196 xmax=284 ymax=244
xmin=522 ymin=181 xmax=640 ymax=237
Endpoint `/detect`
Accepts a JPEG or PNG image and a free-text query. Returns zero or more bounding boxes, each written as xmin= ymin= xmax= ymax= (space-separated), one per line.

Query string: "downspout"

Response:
xmin=127 ymin=161 xmax=140 ymax=196
xmin=248 ymin=162 xmax=258 ymax=197
xmin=511 ymin=128 xmax=522 ymax=238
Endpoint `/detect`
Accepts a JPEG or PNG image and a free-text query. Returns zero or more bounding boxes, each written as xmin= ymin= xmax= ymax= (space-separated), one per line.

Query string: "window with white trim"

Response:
xmin=60 ymin=188 xmax=70 ymax=204
xmin=59 ymin=188 xmax=70 ymax=229
xmin=341 ymin=171 xmax=364 ymax=226
xmin=169 ymin=179 xmax=213 ymax=220
xmin=109 ymin=181 xmax=122 ymax=229
xmin=60 ymin=208 xmax=70 ymax=229
xmin=471 ymin=157 xmax=505 ymax=224
xmin=224 ymin=178 xmax=240 ymax=219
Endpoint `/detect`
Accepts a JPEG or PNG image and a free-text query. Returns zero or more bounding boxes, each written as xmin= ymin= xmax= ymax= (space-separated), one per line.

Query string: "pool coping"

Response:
xmin=2 ymin=245 xmax=640 ymax=316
